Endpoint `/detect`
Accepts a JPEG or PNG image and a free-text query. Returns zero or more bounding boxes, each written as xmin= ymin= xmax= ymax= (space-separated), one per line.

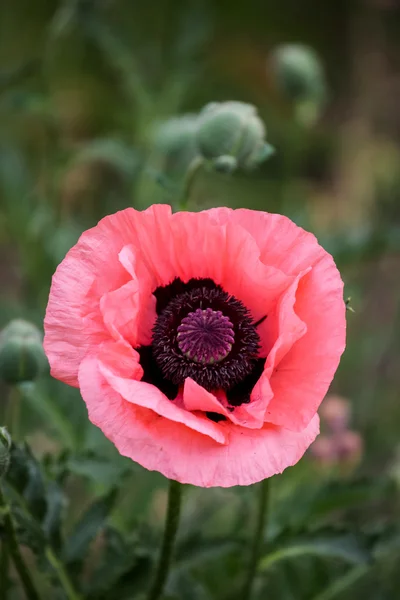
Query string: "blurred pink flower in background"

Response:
xmin=44 ymin=205 xmax=346 ymax=487
xmin=319 ymin=394 xmax=350 ymax=433
xmin=311 ymin=394 xmax=363 ymax=473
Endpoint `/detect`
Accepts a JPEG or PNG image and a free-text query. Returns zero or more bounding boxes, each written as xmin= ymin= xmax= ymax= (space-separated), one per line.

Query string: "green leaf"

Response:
xmin=89 ymin=554 xmax=152 ymax=600
xmin=312 ymin=565 xmax=370 ymax=600
xmin=67 ymin=453 xmax=130 ymax=489
xmin=175 ymin=538 xmax=238 ymax=573
xmin=167 ymin=573 xmax=210 ymax=600
xmin=5 ymin=443 xmax=66 ymax=558
xmin=272 ymin=477 xmax=386 ymax=535
xmin=7 ymin=443 xmax=46 ymax=520
xmin=11 ymin=504 xmax=46 ymax=554
xmin=24 ymin=451 xmax=47 ymax=521
xmin=43 ymin=482 xmax=65 ymax=552
xmin=20 ymin=382 xmax=80 ymax=450
xmin=62 ymin=489 xmax=118 ymax=565
xmin=259 ymin=534 xmax=371 ymax=573
xmin=85 ymin=527 xmax=145 ymax=596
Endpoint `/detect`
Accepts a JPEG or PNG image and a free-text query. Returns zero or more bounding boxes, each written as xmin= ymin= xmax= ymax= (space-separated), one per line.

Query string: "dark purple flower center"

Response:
xmin=138 ymin=278 xmax=264 ymax=402
xmin=177 ymin=308 xmax=235 ymax=365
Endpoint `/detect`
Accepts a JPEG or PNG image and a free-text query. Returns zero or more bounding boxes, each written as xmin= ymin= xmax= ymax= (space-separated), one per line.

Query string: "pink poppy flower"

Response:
xmin=44 ymin=205 xmax=346 ymax=487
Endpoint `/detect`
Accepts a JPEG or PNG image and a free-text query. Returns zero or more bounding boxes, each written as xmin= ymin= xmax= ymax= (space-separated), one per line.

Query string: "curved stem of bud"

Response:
xmin=180 ymin=156 xmax=204 ymax=209
xmin=6 ymin=386 xmax=21 ymax=441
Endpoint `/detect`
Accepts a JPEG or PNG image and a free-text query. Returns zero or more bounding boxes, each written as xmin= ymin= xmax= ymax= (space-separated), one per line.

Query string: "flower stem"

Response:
xmin=6 ymin=386 xmax=21 ymax=441
xmin=0 ymin=540 xmax=9 ymax=600
xmin=241 ymin=478 xmax=271 ymax=600
xmin=147 ymin=479 xmax=183 ymax=600
xmin=45 ymin=547 xmax=82 ymax=600
xmin=0 ymin=485 xmax=41 ymax=600
xmin=180 ymin=156 xmax=204 ymax=209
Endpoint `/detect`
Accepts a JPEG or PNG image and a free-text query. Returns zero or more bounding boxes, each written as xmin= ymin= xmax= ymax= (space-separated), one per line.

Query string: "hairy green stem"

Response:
xmin=180 ymin=156 xmax=204 ymax=209
xmin=242 ymin=478 xmax=271 ymax=599
xmin=45 ymin=547 xmax=82 ymax=600
xmin=0 ymin=486 xmax=41 ymax=600
xmin=6 ymin=386 xmax=21 ymax=441
xmin=147 ymin=479 xmax=183 ymax=600
xmin=0 ymin=540 xmax=9 ymax=600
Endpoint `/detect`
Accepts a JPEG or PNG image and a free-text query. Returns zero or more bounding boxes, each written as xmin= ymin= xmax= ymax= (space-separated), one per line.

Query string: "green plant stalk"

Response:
xmin=241 ymin=478 xmax=271 ymax=599
xmin=6 ymin=386 xmax=21 ymax=441
xmin=0 ymin=486 xmax=41 ymax=600
xmin=147 ymin=479 xmax=183 ymax=600
xmin=0 ymin=540 xmax=9 ymax=600
xmin=45 ymin=547 xmax=82 ymax=600
xmin=180 ymin=156 xmax=204 ymax=210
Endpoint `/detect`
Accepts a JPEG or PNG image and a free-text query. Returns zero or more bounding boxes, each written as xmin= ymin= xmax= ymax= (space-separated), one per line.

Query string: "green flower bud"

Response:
xmin=0 ymin=320 xmax=47 ymax=384
xmin=271 ymin=44 xmax=327 ymax=125
xmin=152 ymin=115 xmax=199 ymax=179
xmin=0 ymin=427 xmax=11 ymax=479
xmin=195 ymin=101 xmax=272 ymax=170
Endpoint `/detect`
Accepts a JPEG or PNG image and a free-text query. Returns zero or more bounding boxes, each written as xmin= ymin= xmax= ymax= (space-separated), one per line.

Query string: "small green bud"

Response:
xmin=152 ymin=115 xmax=199 ymax=179
xmin=195 ymin=101 xmax=271 ymax=170
xmin=0 ymin=320 xmax=47 ymax=384
xmin=271 ymin=44 xmax=327 ymax=125
xmin=213 ymin=155 xmax=238 ymax=173
xmin=0 ymin=427 xmax=11 ymax=478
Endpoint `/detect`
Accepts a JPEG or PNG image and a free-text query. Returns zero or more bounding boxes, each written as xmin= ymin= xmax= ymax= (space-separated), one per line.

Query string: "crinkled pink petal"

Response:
xmin=265 ymin=256 xmax=346 ymax=431
xmin=94 ymin=343 xmax=228 ymax=445
xmin=100 ymin=280 xmax=156 ymax=347
xmin=222 ymin=383 xmax=274 ymax=429
xmin=183 ymin=378 xmax=272 ymax=430
xmin=250 ymin=269 xmax=309 ymax=419
xmin=207 ymin=207 xmax=327 ymax=276
xmin=44 ymin=205 xmax=173 ymax=386
xmin=183 ymin=378 xmax=227 ymax=415
xmin=258 ymin=269 xmax=310 ymax=362
xmin=95 ymin=339 xmax=143 ymax=379
xmin=169 ymin=212 xmax=293 ymax=322
xmin=78 ymin=354 xmax=320 ymax=487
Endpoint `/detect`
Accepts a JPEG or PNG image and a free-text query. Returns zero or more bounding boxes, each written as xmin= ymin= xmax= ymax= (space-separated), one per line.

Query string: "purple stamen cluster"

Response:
xmin=149 ymin=278 xmax=261 ymax=394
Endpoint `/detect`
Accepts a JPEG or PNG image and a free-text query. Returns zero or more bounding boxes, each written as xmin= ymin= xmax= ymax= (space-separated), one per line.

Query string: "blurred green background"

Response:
xmin=1 ymin=1 xmax=400 ymax=598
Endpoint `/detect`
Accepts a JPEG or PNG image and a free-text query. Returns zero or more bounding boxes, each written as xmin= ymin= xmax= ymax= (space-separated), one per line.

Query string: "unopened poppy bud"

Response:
xmin=0 ymin=427 xmax=11 ymax=479
xmin=271 ymin=44 xmax=326 ymax=125
xmin=195 ymin=101 xmax=273 ymax=170
xmin=0 ymin=320 xmax=47 ymax=384
xmin=320 ymin=395 xmax=350 ymax=434
xmin=152 ymin=114 xmax=199 ymax=178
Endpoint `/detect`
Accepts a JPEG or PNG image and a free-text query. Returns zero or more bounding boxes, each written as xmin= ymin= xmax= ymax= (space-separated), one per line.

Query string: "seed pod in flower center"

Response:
xmin=177 ymin=308 xmax=235 ymax=364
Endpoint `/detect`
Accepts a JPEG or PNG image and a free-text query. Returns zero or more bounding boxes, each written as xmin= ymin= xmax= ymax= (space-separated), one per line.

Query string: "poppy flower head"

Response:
xmin=44 ymin=205 xmax=346 ymax=487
